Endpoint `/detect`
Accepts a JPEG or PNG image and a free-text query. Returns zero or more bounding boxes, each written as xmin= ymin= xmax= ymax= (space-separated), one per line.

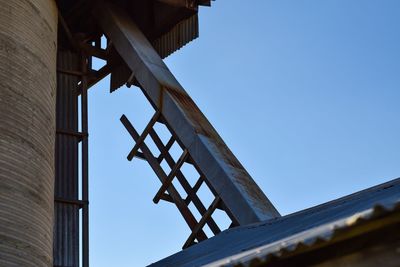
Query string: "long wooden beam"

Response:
xmin=94 ymin=1 xmax=280 ymax=225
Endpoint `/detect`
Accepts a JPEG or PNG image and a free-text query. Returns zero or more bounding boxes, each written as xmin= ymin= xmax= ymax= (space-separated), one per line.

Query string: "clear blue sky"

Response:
xmin=88 ymin=1 xmax=400 ymax=266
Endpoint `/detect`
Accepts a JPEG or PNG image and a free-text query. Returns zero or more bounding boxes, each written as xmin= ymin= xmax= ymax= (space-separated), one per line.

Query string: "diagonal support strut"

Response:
xmin=95 ymin=0 xmax=280 ymax=226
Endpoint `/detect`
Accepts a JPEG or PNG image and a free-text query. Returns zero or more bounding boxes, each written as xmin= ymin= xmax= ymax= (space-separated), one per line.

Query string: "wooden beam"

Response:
xmin=120 ymin=115 xmax=208 ymax=241
xmin=153 ymin=149 xmax=189 ymax=204
xmin=127 ymin=110 xmax=161 ymax=161
xmin=95 ymin=0 xmax=281 ymax=225
xmin=183 ymin=196 xmax=221 ymax=249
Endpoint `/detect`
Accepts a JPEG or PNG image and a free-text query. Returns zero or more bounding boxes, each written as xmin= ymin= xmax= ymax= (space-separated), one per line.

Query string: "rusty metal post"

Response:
xmin=81 ymin=53 xmax=90 ymax=267
xmin=54 ymin=50 xmax=80 ymax=267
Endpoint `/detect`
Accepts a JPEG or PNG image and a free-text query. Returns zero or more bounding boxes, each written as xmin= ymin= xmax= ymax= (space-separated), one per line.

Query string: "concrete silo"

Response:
xmin=0 ymin=1 xmax=57 ymax=266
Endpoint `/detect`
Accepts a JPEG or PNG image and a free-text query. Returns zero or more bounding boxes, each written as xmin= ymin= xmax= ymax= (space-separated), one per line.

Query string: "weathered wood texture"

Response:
xmin=95 ymin=1 xmax=280 ymax=225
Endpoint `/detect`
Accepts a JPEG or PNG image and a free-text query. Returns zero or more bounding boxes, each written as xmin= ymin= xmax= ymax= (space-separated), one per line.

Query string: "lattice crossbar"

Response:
xmin=121 ymin=112 xmax=238 ymax=248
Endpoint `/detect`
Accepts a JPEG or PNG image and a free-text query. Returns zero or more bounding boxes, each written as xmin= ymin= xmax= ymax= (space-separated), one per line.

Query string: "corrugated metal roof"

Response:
xmin=109 ymin=4 xmax=207 ymax=92
xmin=110 ymin=13 xmax=200 ymax=92
xmin=208 ymin=198 xmax=400 ymax=267
xmin=149 ymin=177 xmax=400 ymax=267
xmin=153 ymin=13 xmax=199 ymax=59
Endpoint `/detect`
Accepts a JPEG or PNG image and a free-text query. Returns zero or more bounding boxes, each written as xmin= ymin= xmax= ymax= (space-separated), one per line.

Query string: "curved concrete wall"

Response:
xmin=0 ymin=1 xmax=57 ymax=266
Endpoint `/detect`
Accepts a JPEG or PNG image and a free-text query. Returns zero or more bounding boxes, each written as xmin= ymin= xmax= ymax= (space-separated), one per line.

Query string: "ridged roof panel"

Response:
xmin=150 ymin=177 xmax=400 ymax=267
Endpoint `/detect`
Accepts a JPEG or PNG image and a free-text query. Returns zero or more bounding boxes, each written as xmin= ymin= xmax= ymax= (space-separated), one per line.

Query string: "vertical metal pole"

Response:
xmin=54 ymin=50 xmax=80 ymax=267
xmin=81 ymin=53 xmax=89 ymax=267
